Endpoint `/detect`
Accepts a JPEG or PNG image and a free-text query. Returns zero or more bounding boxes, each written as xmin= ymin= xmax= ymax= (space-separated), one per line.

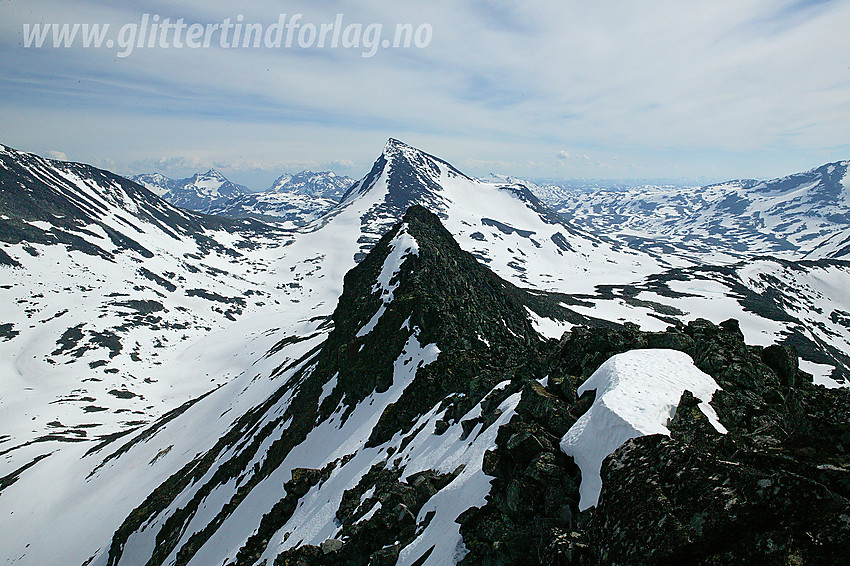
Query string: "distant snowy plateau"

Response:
xmin=0 ymin=138 xmax=848 ymax=565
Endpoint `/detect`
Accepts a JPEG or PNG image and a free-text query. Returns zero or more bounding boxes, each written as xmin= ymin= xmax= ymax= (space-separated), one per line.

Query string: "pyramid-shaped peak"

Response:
xmin=384 ymin=137 xmax=410 ymax=150
xmin=382 ymin=137 xmax=422 ymax=159
xmin=331 ymin=203 xmax=542 ymax=359
xmin=380 ymin=138 xmax=472 ymax=181
xmin=382 ymin=138 xmax=449 ymax=163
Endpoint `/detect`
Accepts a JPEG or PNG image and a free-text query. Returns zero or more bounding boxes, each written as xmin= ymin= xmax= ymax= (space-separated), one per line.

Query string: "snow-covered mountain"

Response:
xmin=128 ymin=172 xmax=181 ymax=197
xmin=549 ymin=161 xmax=850 ymax=263
xmin=256 ymin=139 xmax=850 ymax=389
xmin=269 ymin=170 xmax=354 ymax=200
xmin=131 ymin=169 xmax=249 ymax=214
xmin=208 ymin=191 xmax=339 ymax=228
xmin=0 ymin=144 xmax=297 ymax=509
xmin=1 ymin=139 xmax=849 ymax=566
xmin=301 ymin=138 xmax=663 ymax=293
xmin=204 ymin=170 xmax=353 ymax=226
xmin=132 ymin=170 xmax=353 ymax=227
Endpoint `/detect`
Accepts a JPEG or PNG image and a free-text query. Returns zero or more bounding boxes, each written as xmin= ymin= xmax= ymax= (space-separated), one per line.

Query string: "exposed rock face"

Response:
xmin=458 ymin=381 xmax=585 ymax=566
xmin=590 ymin=394 xmax=849 ymax=565
xmin=318 ymin=204 xmax=550 ymax=446
xmin=459 ymin=319 xmax=850 ymax=566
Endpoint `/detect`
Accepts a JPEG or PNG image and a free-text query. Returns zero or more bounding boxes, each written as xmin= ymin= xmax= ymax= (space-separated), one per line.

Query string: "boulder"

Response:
xmin=516 ymin=381 xmax=574 ymax=437
xmin=319 ymin=538 xmax=343 ymax=554
xmin=761 ymin=343 xmax=799 ymax=387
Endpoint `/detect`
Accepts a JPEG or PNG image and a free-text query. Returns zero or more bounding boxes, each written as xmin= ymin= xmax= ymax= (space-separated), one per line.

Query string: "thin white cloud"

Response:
xmin=325 ymin=159 xmax=355 ymax=168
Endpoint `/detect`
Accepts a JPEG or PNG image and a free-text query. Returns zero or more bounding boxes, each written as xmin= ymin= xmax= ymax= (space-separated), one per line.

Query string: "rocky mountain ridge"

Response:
xmin=1 ymin=139 xmax=848 ymax=566
xmin=62 ymin=207 xmax=850 ymax=565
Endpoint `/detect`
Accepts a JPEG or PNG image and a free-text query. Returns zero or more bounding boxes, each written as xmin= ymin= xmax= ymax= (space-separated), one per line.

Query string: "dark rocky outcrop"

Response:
xmin=274 ymin=463 xmax=462 ymax=565
xmin=588 ymin=392 xmax=849 ymax=565
xmin=459 ymin=319 xmax=850 ymax=566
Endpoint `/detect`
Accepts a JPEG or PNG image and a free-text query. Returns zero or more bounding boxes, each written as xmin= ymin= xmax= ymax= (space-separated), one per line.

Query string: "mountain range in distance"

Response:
xmin=0 ymin=137 xmax=848 ymax=566
xmin=132 ymin=154 xmax=850 ymax=266
xmin=131 ymin=169 xmax=355 ymax=228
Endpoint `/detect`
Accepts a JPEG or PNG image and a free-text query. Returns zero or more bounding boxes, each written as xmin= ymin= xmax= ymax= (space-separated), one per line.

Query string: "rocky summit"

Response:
xmin=460 ymin=317 xmax=850 ymax=565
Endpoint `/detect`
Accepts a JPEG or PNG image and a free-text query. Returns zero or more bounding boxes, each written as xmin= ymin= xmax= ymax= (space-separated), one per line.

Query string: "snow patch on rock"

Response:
xmin=357 ymin=224 xmax=419 ymax=337
xmin=560 ymin=349 xmax=727 ymax=510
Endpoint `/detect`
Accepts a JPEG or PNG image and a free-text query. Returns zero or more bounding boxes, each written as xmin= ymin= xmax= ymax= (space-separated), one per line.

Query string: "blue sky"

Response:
xmin=1 ymin=0 xmax=850 ymax=190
